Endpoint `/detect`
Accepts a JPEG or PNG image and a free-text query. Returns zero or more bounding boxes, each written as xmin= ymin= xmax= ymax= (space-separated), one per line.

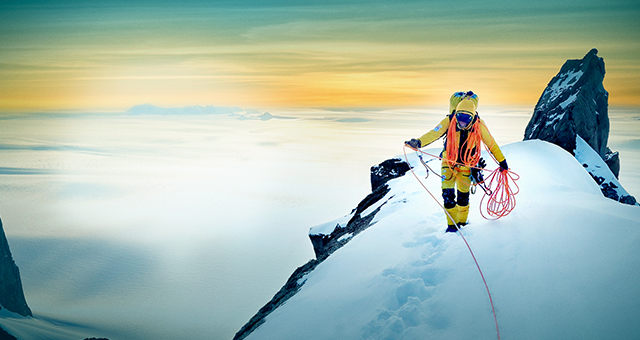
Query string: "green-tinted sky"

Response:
xmin=1 ymin=0 xmax=639 ymax=111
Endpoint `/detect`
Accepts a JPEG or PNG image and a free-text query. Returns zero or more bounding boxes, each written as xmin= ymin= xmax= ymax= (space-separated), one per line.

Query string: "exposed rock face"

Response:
xmin=0 ymin=326 xmax=17 ymax=340
xmin=370 ymin=158 xmax=412 ymax=192
xmin=310 ymin=158 xmax=410 ymax=260
xmin=524 ymin=49 xmax=635 ymax=204
xmin=233 ymin=158 xmax=410 ymax=340
xmin=0 ymin=218 xmax=32 ymax=317
xmin=575 ymin=136 xmax=638 ymax=205
xmin=524 ymin=49 xmax=617 ymax=173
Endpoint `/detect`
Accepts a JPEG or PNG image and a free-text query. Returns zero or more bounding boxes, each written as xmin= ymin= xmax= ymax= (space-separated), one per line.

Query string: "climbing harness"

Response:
xmin=403 ymin=144 xmax=511 ymax=340
xmin=410 ymin=138 xmax=519 ymax=220
xmin=470 ymin=169 xmax=491 ymax=196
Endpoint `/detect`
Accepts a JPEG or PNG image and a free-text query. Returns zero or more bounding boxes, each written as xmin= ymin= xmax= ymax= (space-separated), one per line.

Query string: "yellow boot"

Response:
xmin=457 ymin=205 xmax=470 ymax=227
xmin=445 ymin=205 xmax=459 ymax=231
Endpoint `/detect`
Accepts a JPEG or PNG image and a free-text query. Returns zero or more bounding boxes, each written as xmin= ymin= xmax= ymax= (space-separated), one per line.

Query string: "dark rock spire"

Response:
xmin=524 ymin=48 xmax=618 ymax=176
xmin=0 ymin=217 xmax=32 ymax=317
xmin=524 ymin=49 xmax=636 ymax=204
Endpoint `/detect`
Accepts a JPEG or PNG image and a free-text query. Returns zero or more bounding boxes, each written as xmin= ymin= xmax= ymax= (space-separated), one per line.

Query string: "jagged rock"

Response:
xmin=370 ymin=158 xmax=412 ymax=191
xmin=233 ymin=158 xmax=409 ymax=340
xmin=604 ymin=150 xmax=620 ymax=179
xmin=524 ymin=49 xmax=618 ymax=176
xmin=575 ymin=135 xmax=637 ymax=205
xmin=310 ymin=158 xmax=410 ymax=259
xmin=0 ymin=326 xmax=17 ymax=340
xmin=524 ymin=49 xmax=636 ymax=205
xmin=0 ymin=218 xmax=32 ymax=317
xmin=233 ymin=260 xmax=319 ymax=340
xmin=309 ymin=184 xmax=391 ymax=260
xmin=620 ymin=195 xmax=638 ymax=206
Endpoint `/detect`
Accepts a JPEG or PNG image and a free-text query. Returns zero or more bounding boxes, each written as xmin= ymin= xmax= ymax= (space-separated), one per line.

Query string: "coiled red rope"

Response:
xmin=406 ymin=145 xmax=519 ymax=220
xmin=480 ymin=167 xmax=520 ymax=220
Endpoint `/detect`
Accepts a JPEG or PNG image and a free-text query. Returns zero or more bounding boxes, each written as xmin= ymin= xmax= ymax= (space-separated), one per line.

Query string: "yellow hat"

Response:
xmin=455 ymin=98 xmax=477 ymax=115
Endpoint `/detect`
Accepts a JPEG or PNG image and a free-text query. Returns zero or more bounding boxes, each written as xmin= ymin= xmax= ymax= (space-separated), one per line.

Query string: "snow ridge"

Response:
xmin=575 ymin=135 xmax=637 ymax=205
xmin=235 ymin=179 xmax=401 ymax=340
xmin=240 ymin=140 xmax=640 ymax=340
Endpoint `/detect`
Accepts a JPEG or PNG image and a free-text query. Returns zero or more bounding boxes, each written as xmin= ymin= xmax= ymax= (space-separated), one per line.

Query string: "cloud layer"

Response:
xmin=1 ymin=0 xmax=639 ymax=111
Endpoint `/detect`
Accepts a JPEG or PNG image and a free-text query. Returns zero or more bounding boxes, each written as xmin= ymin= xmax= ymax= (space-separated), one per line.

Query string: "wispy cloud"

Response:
xmin=1 ymin=0 xmax=639 ymax=111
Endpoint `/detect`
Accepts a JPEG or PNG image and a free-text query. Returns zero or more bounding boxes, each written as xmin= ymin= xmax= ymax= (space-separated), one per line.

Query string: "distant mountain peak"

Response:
xmin=525 ymin=49 xmax=608 ymax=156
xmin=0 ymin=218 xmax=32 ymax=317
xmin=523 ymin=49 xmax=635 ymax=204
xmin=125 ymin=104 xmax=242 ymax=116
xmin=124 ymin=104 xmax=277 ymax=121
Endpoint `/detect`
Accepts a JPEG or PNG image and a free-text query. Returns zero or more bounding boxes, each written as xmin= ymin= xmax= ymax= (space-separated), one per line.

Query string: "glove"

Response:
xmin=499 ymin=159 xmax=509 ymax=172
xmin=405 ymin=138 xmax=421 ymax=149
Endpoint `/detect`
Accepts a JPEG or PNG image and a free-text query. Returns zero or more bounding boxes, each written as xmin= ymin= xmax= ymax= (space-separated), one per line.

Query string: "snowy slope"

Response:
xmin=245 ymin=140 xmax=640 ymax=340
xmin=575 ymin=135 xmax=636 ymax=204
xmin=0 ymin=309 xmax=100 ymax=340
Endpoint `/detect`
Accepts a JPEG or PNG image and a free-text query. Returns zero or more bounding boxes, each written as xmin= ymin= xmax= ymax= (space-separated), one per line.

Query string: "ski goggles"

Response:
xmin=453 ymin=91 xmax=477 ymax=100
xmin=455 ymin=110 xmax=474 ymax=129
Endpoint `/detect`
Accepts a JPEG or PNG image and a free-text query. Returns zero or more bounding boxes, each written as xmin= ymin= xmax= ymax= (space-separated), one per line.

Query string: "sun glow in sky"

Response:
xmin=1 ymin=0 xmax=639 ymax=112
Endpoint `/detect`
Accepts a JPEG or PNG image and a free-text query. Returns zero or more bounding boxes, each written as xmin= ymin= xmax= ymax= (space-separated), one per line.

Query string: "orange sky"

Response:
xmin=1 ymin=1 xmax=639 ymax=112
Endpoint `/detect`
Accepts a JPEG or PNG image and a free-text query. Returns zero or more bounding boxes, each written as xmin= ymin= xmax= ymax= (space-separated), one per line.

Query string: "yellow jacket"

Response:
xmin=418 ymin=115 xmax=506 ymax=165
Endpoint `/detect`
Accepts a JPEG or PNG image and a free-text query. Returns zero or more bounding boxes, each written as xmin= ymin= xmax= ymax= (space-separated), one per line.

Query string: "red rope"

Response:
xmin=403 ymin=145 xmax=501 ymax=339
xmin=446 ymin=115 xmax=482 ymax=169
xmin=480 ymin=168 xmax=520 ymax=220
xmin=407 ymin=145 xmax=519 ymax=220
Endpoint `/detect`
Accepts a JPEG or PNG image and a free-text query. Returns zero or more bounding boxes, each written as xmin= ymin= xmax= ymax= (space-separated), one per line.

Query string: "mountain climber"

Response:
xmin=405 ymin=91 xmax=509 ymax=233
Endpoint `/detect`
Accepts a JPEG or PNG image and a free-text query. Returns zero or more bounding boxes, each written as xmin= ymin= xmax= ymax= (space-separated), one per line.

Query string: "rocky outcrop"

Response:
xmin=309 ymin=185 xmax=391 ymax=260
xmin=0 ymin=326 xmax=17 ymax=340
xmin=232 ymin=260 xmax=319 ymax=340
xmin=310 ymin=158 xmax=411 ymax=260
xmin=524 ymin=49 xmax=635 ymax=204
xmin=0 ymin=217 xmax=32 ymax=317
xmin=233 ymin=158 xmax=411 ymax=340
xmin=575 ymin=136 xmax=637 ymax=205
xmin=524 ymin=49 xmax=615 ymax=170
xmin=370 ymin=158 xmax=412 ymax=192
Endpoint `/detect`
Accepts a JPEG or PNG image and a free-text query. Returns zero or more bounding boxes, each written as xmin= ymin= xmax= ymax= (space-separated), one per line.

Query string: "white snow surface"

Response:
xmin=246 ymin=140 xmax=640 ymax=340
xmin=559 ymin=92 xmax=579 ymax=109
xmin=575 ymin=135 xmax=632 ymax=200
xmin=543 ymin=112 xmax=565 ymax=127
xmin=310 ymin=214 xmax=353 ymax=236
xmin=0 ymin=310 xmax=92 ymax=340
